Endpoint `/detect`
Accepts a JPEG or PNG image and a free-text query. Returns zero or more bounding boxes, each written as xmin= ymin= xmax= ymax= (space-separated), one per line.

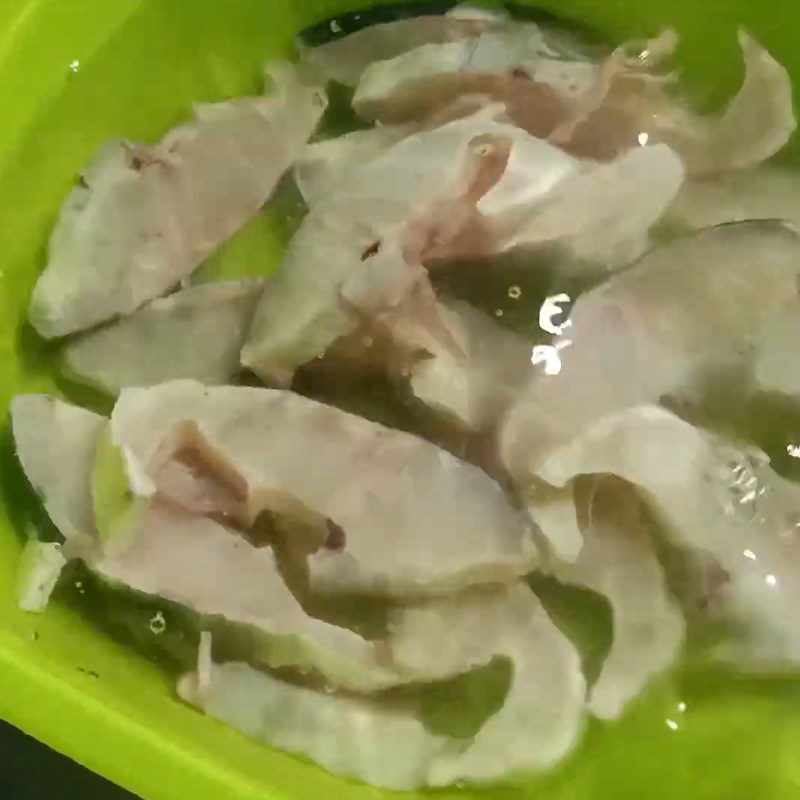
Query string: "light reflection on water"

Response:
xmin=531 ymin=339 xmax=572 ymax=376
xmin=532 ymin=293 xmax=574 ymax=375
xmin=539 ymin=293 xmax=572 ymax=335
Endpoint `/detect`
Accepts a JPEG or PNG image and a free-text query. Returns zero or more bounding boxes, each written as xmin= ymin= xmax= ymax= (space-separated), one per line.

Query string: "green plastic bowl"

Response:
xmin=2 ymin=2 xmax=800 ymax=799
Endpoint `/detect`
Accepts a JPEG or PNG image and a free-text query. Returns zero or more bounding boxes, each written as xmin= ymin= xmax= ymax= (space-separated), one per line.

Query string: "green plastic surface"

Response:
xmin=2 ymin=2 xmax=800 ymax=799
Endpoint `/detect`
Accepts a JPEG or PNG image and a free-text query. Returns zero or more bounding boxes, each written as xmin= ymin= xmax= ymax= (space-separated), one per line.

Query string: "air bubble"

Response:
xmin=507 ymin=285 xmax=521 ymax=300
xmin=149 ymin=611 xmax=167 ymax=635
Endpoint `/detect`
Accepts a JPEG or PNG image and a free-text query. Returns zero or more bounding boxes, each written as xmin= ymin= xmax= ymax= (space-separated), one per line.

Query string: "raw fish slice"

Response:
xmin=11 ymin=395 xmax=106 ymax=544
xmin=294 ymin=126 xmax=410 ymax=207
xmin=553 ymin=476 xmax=684 ymax=718
xmin=241 ymin=112 xmax=518 ymax=385
xmin=299 ymin=3 xmax=508 ymax=87
xmin=667 ymin=166 xmax=800 ymax=230
xmin=16 ymin=540 xmax=67 ymax=613
xmin=63 ymin=282 xmax=263 ymax=396
xmin=754 ymin=308 xmax=800 ymax=396
xmin=388 ymin=583 xmax=585 ymax=784
xmin=406 ymin=299 xmax=533 ymax=430
xmin=110 ymin=381 xmax=537 ymax=597
xmin=498 ymin=144 xmax=684 ymax=270
xmin=400 ymin=129 xmax=681 ymax=274
xmin=354 ymin=28 xmax=792 ymax=177
xmin=295 ymin=92 xmax=507 ymax=211
xmin=90 ymin=497 xmax=400 ymax=693
xmin=179 ymin=658 xmax=454 ymax=790
xmin=426 ymin=142 xmax=682 ymax=270
xmin=500 ymin=222 xmax=800 ymax=483
xmin=655 ymin=30 xmax=795 ymax=176
xmin=546 ymin=28 xmax=679 ymax=151
xmin=540 ymin=405 xmax=800 ymax=667
xmin=569 ymin=30 xmax=794 ymax=174
xmin=242 ymin=200 xmax=405 ymax=387
xmin=353 ymin=22 xmax=603 ymax=126
xmin=30 ymin=63 xmax=326 ymax=338
xmin=524 ymin=485 xmax=584 ymax=563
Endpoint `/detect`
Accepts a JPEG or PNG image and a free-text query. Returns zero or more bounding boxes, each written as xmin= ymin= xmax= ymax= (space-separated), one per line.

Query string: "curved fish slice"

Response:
xmin=408 ymin=298 xmax=533 ymax=431
xmin=755 ymin=308 xmax=800 ymax=396
xmin=89 ymin=497 xmax=399 ymax=693
xmin=294 ymin=126 xmax=410 ymax=207
xmin=30 ymin=63 xmax=326 ymax=338
xmin=352 ymin=22 xmax=603 ymax=126
xmin=571 ymin=29 xmax=794 ymax=174
xmin=11 ymin=395 xmax=106 ymax=544
xmin=657 ymin=30 xmax=795 ymax=176
xmin=525 ymin=485 xmax=584 ymax=563
xmin=178 ymin=658 xmax=454 ymax=790
xmin=241 ymin=112 xmax=520 ymax=385
xmin=540 ymin=405 xmax=800 ymax=667
xmin=299 ymin=3 xmax=508 ymax=87
xmin=498 ymin=144 xmax=684 ymax=270
xmin=553 ymin=477 xmax=684 ymax=719
xmin=500 ymin=221 xmax=800 ymax=484
xmin=354 ymin=27 xmax=792 ymax=177
xmin=110 ymin=381 xmax=537 ymax=597
xmin=16 ymin=540 xmax=68 ymax=613
xmin=63 ymin=282 xmax=263 ymax=395
xmin=388 ymin=583 xmax=585 ymax=784
xmin=667 ymin=166 xmax=800 ymax=230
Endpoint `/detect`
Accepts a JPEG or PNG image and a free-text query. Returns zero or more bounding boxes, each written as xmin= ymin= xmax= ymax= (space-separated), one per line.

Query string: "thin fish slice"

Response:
xmin=656 ymin=30 xmax=795 ymax=176
xmin=294 ymin=126 xmax=410 ymax=207
xmin=299 ymin=3 xmax=508 ymax=87
xmin=354 ymin=28 xmax=793 ymax=177
xmin=110 ymin=381 xmax=537 ymax=597
xmin=500 ymin=221 xmax=800 ymax=484
xmin=11 ymin=395 xmax=106 ymax=544
xmin=63 ymin=282 xmax=262 ymax=396
xmin=498 ymin=144 xmax=684 ymax=270
xmin=16 ymin=540 xmax=68 ymax=613
xmin=540 ymin=405 xmax=800 ymax=667
xmin=525 ymin=485 xmax=584 ymax=563
xmin=408 ymin=299 xmax=533 ymax=431
xmin=178 ymin=658 xmax=453 ymax=790
xmin=31 ymin=63 xmax=326 ymax=338
xmin=424 ymin=140 xmax=683 ymax=270
xmin=89 ymin=497 xmax=399 ymax=692
xmin=352 ymin=22 xmax=602 ymax=126
xmin=388 ymin=583 xmax=585 ymax=784
xmin=755 ymin=308 xmax=800 ymax=396
xmin=567 ymin=29 xmax=795 ymax=174
xmin=667 ymin=166 xmax=800 ymax=230
xmin=554 ymin=476 xmax=684 ymax=719
xmin=241 ymin=111 xmax=516 ymax=385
